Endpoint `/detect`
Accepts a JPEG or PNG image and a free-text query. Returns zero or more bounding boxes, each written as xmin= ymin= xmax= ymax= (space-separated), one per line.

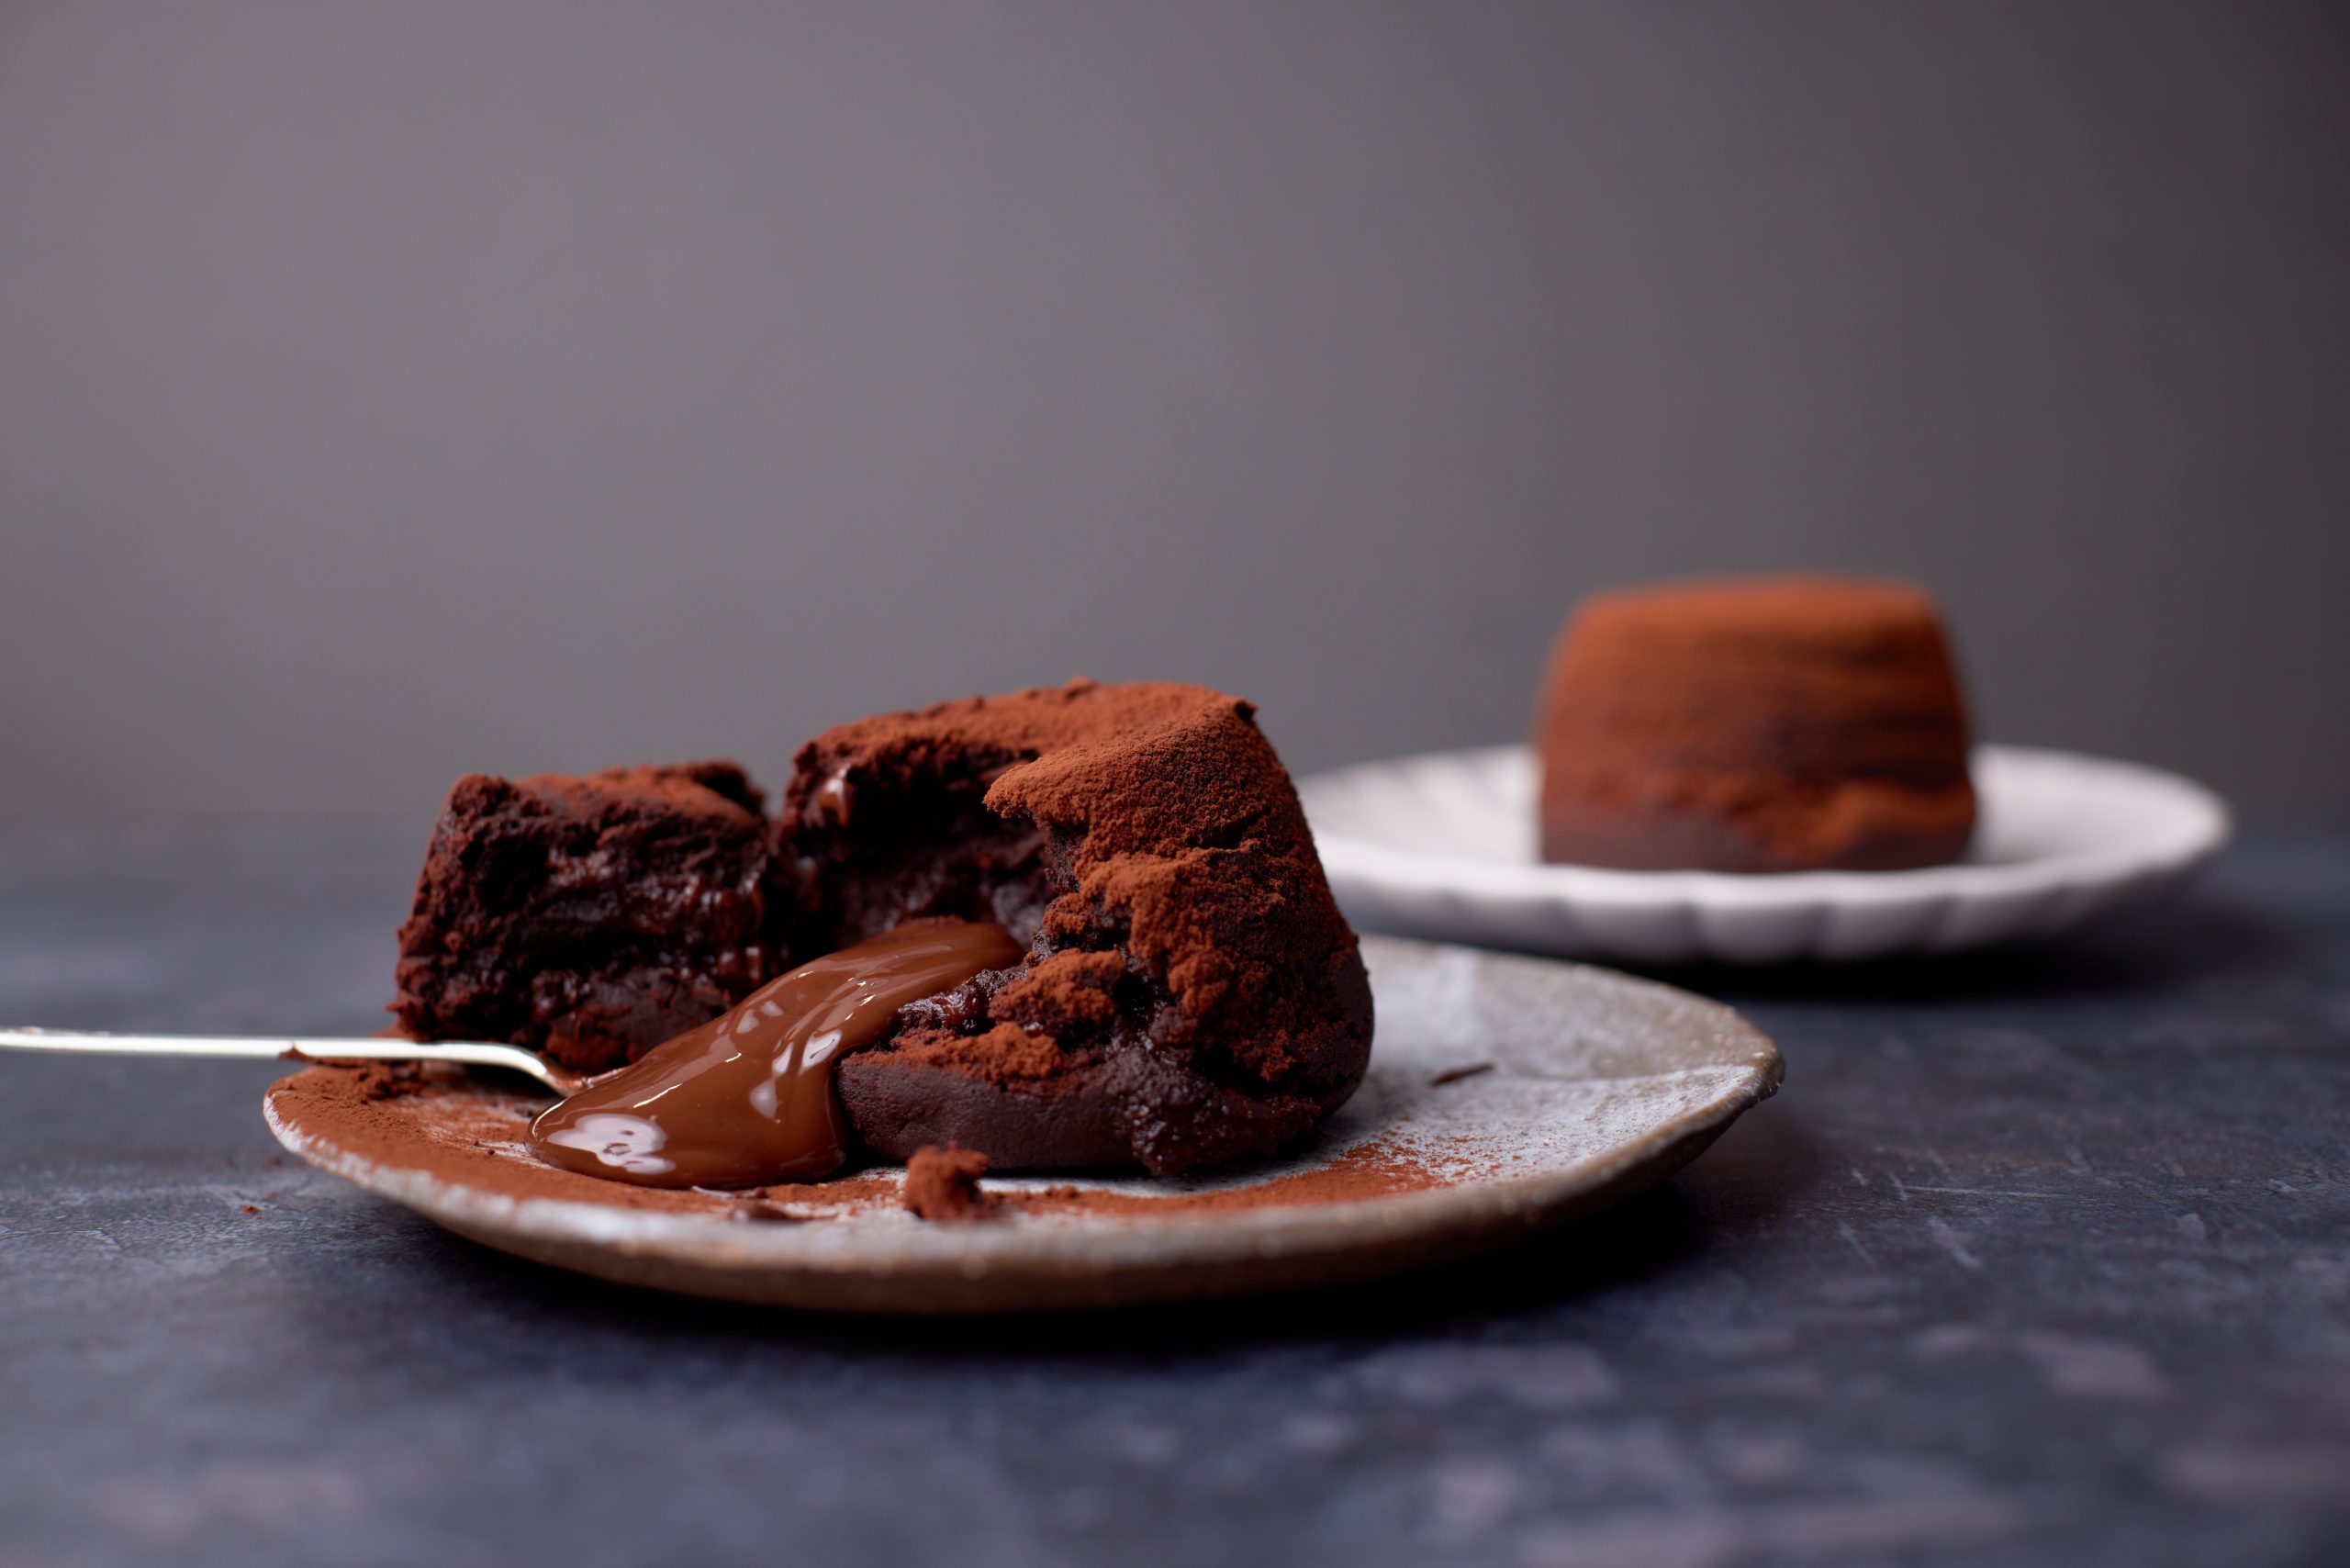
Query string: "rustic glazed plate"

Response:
xmin=1299 ymin=745 xmax=2230 ymax=965
xmin=264 ymin=936 xmax=1780 ymax=1313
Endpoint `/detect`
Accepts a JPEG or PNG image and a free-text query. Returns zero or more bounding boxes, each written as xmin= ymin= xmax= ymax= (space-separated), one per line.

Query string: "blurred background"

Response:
xmin=2 ymin=0 xmax=2344 ymax=825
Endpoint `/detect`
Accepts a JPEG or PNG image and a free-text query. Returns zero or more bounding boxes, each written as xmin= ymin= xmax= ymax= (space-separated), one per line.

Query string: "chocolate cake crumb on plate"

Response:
xmin=901 ymin=1145 xmax=996 ymax=1224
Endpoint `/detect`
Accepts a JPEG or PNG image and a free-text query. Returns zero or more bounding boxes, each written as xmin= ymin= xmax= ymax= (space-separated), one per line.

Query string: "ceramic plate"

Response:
xmin=1298 ymin=745 xmax=2230 ymax=966
xmin=264 ymin=936 xmax=1780 ymax=1314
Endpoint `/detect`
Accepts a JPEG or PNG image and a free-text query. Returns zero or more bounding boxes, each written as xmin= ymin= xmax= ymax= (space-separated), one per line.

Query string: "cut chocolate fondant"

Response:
xmin=391 ymin=762 xmax=776 ymax=1072
xmin=392 ymin=684 xmax=1373 ymax=1180
xmin=781 ymin=680 xmax=1373 ymax=1177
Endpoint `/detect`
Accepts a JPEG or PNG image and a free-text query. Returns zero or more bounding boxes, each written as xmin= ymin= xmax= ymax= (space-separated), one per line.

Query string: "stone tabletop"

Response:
xmin=2 ymin=828 xmax=2344 ymax=1568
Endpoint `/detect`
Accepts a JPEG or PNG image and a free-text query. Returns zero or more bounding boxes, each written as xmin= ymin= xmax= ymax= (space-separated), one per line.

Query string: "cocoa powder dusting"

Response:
xmin=1002 ymin=1137 xmax=1449 ymax=1218
xmin=790 ymin=678 xmax=1374 ymax=1174
xmin=269 ymin=1066 xmax=1461 ymax=1226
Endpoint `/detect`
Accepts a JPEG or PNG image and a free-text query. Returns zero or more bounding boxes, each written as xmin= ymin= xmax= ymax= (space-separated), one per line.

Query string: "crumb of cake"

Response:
xmin=356 ymin=1061 xmax=431 ymax=1101
xmin=902 ymin=1143 xmax=997 ymax=1223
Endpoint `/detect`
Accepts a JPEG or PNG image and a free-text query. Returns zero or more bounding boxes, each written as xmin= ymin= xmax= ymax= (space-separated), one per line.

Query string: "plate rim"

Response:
xmin=262 ymin=936 xmax=1783 ymax=1312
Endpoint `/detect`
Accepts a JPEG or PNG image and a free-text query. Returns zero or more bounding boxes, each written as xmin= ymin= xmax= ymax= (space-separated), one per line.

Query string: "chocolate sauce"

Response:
xmin=528 ymin=918 xmax=1023 ymax=1189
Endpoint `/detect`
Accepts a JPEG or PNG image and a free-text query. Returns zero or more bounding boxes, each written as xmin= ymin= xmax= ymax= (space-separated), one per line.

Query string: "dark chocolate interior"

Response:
xmin=393 ymin=767 xmax=773 ymax=1071
xmin=783 ymin=751 xmax=1057 ymax=956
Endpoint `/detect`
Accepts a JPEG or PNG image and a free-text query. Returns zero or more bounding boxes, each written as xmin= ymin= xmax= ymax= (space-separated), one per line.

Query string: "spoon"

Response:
xmin=0 ymin=1026 xmax=593 ymax=1096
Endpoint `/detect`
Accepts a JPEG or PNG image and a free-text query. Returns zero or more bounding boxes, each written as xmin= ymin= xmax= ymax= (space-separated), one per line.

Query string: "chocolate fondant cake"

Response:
xmin=393 ymin=682 xmax=1373 ymax=1180
xmin=392 ymin=761 xmax=776 ymax=1071
xmin=780 ymin=680 xmax=1373 ymax=1176
xmin=1535 ymin=577 xmax=1976 ymax=872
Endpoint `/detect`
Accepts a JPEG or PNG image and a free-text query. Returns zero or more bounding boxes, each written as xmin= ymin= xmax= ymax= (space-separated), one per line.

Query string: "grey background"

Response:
xmin=3 ymin=0 xmax=2345 ymax=825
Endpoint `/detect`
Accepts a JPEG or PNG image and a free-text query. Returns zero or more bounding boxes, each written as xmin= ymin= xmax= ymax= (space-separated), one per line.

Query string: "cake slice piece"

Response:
xmin=392 ymin=761 xmax=777 ymax=1071
xmin=777 ymin=680 xmax=1374 ymax=1176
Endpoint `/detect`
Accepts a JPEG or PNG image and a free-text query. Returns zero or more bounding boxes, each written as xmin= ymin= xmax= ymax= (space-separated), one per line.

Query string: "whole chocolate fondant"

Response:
xmin=779 ymin=679 xmax=1373 ymax=1176
xmin=1534 ymin=576 xmax=1976 ymax=872
xmin=392 ymin=761 xmax=775 ymax=1071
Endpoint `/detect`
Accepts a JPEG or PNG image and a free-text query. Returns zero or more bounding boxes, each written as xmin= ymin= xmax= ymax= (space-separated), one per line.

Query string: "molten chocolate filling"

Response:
xmin=528 ymin=917 xmax=1022 ymax=1189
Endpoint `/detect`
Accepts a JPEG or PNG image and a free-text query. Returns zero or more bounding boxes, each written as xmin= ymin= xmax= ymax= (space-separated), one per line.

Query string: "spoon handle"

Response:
xmin=0 ymin=1026 xmax=581 ymax=1095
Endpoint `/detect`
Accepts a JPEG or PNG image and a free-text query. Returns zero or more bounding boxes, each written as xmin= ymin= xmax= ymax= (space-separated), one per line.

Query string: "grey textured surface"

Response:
xmin=3 ymin=0 xmax=2348 ymax=824
xmin=2 ymin=829 xmax=2346 ymax=1567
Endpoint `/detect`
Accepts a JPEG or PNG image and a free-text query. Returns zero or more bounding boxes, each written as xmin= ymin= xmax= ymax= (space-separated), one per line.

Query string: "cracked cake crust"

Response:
xmin=781 ymin=680 xmax=1374 ymax=1176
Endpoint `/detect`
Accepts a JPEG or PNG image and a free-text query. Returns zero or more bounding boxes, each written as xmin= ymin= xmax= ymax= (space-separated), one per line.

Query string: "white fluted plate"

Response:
xmin=1298 ymin=745 xmax=2229 ymax=966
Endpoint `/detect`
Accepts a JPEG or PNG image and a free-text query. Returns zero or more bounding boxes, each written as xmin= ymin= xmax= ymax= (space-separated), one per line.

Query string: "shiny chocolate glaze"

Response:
xmin=528 ymin=917 xmax=1022 ymax=1189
